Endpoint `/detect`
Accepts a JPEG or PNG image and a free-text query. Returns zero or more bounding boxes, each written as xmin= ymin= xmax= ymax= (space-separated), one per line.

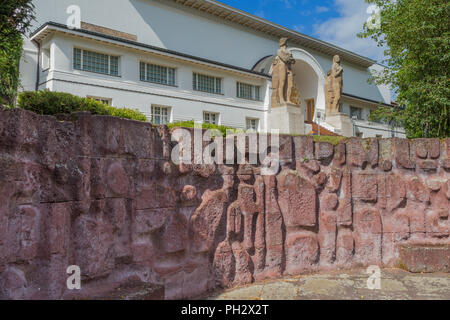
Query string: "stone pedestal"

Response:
xmin=325 ymin=112 xmax=353 ymax=137
xmin=269 ymin=103 xmax=305 ymax=135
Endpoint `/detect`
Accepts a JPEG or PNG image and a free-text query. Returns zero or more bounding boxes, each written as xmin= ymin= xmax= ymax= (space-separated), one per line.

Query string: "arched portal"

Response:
xmin=254 ymin=48 xmax=326 ymax=122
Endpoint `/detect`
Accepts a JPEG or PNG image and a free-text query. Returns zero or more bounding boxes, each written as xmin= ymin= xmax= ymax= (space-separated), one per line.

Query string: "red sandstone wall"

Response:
xmin=0 ymin=108 xmax=449 ymax=300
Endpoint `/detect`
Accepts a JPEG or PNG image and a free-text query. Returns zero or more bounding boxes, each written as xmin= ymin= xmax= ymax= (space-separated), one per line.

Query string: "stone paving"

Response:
xmin=209 ymin=269 xmax=450 ymax=300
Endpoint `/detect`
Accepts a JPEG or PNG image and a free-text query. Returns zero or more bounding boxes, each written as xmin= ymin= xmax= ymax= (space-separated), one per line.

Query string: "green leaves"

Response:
xmin=360 ymin=0 xmax=449 ymax=138
xmin=168 ymin=120 xmax=237 ymax=136
xmin=0 ymin=0 xmax=35 ymax=105
xmin=17 ymin=90 xmax=147 ymax=122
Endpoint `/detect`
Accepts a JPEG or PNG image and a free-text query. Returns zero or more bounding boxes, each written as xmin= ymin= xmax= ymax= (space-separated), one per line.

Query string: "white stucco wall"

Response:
xmin=17 ymin=0 xmax=399 ymax=137
xmin=36 ymin=33 xmax=268 ymax=130
xmin=28 ymin=0 xmax=387 ymax=105
xmin=19 ymin=38 xmax=39 ymax=92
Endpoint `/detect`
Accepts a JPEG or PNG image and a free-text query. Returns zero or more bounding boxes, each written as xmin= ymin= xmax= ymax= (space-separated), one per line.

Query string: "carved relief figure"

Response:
xmin=271 ymin=38 xmax=297 ymax=108
xmin=325 ymin=55 xmax=343 ymax=116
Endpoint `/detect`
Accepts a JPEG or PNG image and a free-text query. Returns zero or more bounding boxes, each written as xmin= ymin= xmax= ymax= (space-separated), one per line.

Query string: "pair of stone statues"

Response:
xmin=271 ymin=38 xmax=343 ymax=116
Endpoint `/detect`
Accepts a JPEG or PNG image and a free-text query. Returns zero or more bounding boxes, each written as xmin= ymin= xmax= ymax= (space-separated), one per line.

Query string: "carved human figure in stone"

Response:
xmin=325 ymin=55 xmax=343 ymax=116
xmin=271 ymin=38 xmax=296 ymax=108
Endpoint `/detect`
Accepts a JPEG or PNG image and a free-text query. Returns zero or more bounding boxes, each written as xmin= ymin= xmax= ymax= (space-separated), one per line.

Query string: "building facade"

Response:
xmin=19 ymin=0 xmax=405 ymax=138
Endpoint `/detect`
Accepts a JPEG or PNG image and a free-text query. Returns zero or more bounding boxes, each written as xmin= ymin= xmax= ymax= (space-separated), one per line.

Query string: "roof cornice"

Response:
xmin=30 ymin=22 xmax=271 ymax=79
xmin=170 ymin=0 xmax=376 ymax=68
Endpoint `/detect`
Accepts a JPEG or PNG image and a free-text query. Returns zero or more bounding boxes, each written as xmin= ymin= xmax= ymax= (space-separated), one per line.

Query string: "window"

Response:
xmin=246 ymin=118 xmax=259 ymax=131
xmin=203 ymin=112 xmax=219 ymax=125
xmin=140 ymin=62 xmax=175 ymax=86
xmin=73 ymin=48 xmax=119 ymax=76
xmin=151 ymin=105 xmax=170 ymax=125
xmin=87 ymin=96 xmax=112 ymax=105
xmin=42 ymin=49 xmax=50 ymax=70
xmin=193 ymin=73 xmax=222 ymax=94
xmin=305 ymin=99 xmax=315 ymax=122
xmin=237 ymin=82 xmax=261 ymax=101
xmin=350 ymin=106 xmax=362 ymax=120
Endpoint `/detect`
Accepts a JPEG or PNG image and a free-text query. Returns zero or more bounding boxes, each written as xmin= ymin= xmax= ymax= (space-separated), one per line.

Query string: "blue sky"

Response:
xmin=219 ymin=0 xmax=385 ymax=62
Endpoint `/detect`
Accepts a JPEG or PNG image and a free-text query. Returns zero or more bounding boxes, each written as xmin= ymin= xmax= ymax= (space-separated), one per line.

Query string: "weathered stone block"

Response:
xmin=352 ymin=173 xmax=378 ymax=202
xmin=162 ymin=213 xmax=188 ymax=253
xmin=315 ymin=142 xmax=334 ymax=161
xmin=134 ymin=208 xmax=171 ymax=235
xmin=394 ymin=139 xmax=415 ymax=169
xmin=408 ymin=177 xmax=430 ymax=203
xmin=73 ymin=214 xmax=114 ymax=278
xmin=347 ymin=138 xmax=378 ymax=168
xmin=189 ymin=189 xmax=228 ymax=253
xmin=353 ymin=209 xmax=382 ymax=265
xmin=277 ymin=170 xmax=317 ymax=227
xmin=285 ymin=232 xmax=319 ymax=274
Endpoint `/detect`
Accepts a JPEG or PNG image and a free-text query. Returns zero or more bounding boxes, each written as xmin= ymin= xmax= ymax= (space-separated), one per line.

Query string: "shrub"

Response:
xmin=17 ymin=90 xmax=147 ymax=121
xmin=0 ymin=1 xmax=35 ymax=105
xmin=312 ymin=135 xmax=347 ymax=146
xmin=168 ymin=120 xmax=237 ymax=136
xmin=0 ymin=33 xmax=23 ymax=105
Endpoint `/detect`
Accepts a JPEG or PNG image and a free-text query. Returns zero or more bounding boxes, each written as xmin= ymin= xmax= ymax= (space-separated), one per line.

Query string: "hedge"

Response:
xmin=17 ymin=90 xmax=147 ymax=121
xmin=168 ymin=120 xmax=238 ymax=136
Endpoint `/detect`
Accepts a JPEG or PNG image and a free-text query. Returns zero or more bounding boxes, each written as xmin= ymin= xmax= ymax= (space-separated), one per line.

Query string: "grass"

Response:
xmin=168 ymin=120 xmax=239 ymax=136
xmin=312 ymin=135 xmax=347 ymax=145
xmin=168 ymin=120 xmax=349 ymax=144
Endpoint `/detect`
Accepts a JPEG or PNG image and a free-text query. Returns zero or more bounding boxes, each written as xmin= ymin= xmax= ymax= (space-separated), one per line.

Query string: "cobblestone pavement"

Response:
xmin=209 ymin=269 xmax=450 ymax=300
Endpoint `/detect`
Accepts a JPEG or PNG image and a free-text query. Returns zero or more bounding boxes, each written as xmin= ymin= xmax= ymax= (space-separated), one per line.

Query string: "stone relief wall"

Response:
xmin=0 ymin=108 xmax=449 ymax=300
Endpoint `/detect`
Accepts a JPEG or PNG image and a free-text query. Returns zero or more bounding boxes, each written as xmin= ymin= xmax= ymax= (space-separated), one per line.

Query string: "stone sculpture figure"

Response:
xmin=271 ymin=38 xmax=297 ymax=108
xmin=325 ymin=55 xmax=343 ymax=116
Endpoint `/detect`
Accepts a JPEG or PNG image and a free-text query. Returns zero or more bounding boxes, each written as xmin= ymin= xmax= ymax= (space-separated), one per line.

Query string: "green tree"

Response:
xmin=360 ymin=0 xmax=449 ymax=138
xmin=0 ymin=0 xmax=35 ymax=105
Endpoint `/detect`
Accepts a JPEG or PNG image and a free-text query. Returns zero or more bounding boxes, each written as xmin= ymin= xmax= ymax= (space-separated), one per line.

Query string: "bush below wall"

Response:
xmin=168 ymin=120 xmax=237 ymax=136
xmin=17 ymin=90 xmax=147 ymax=121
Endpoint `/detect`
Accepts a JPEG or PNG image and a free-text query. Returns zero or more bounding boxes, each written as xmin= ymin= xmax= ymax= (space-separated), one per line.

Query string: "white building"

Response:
xmin=19 ymin=0 xmax=405 ymax=138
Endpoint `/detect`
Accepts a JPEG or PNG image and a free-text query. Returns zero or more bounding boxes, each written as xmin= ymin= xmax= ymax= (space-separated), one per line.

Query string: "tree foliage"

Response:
xmin=360 ymin=0 xmax=449 ymax=138
xmin=0 ymin=0 xmax=35 ymax=105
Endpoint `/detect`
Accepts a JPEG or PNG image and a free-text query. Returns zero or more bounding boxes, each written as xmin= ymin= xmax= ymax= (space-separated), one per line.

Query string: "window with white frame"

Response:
xmin=193 ymin=73 xmax=222 ymax=94
xmin=73 ymin=48 xmax=119 ymax=76
xmin=350 ymin=106 xmax=363 ymax=120
xmin=140 ymin=62 xmax=175 ymax=86
xmin=151 ymin=105 xmax=170 ymax=125
xmin=87 ymin=96 xmax=112 ymax=105
xmin=246 ymin=118 xmax=259 ymax=131
xmin=42 ymin=48 xmax=50 ymax=70
xmin=203 ymin=112 xmax=219 ymax=125
xmin=237 ymin=82 xmax=261 ymax=101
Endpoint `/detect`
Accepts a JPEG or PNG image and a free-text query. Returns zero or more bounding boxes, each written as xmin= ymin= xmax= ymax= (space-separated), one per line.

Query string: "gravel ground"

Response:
xmin=209 ymin=268 xmax=450 ymax=300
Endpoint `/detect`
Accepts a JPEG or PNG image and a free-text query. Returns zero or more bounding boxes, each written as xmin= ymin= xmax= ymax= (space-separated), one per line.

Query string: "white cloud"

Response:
xmin=254 ymin=10 xmax=265 ymax=18
xmin=313 ymin=0 xmax=386 ymax=62
xmin=293 ymin=24 xmax=306 ymax=33
xmin=315 ymin=6 xmax=330 ymax=13
xmin=282 ymin=0 xmax=297 ymax=9
xmin=300 ymin=10 xmax=312 ymax=16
